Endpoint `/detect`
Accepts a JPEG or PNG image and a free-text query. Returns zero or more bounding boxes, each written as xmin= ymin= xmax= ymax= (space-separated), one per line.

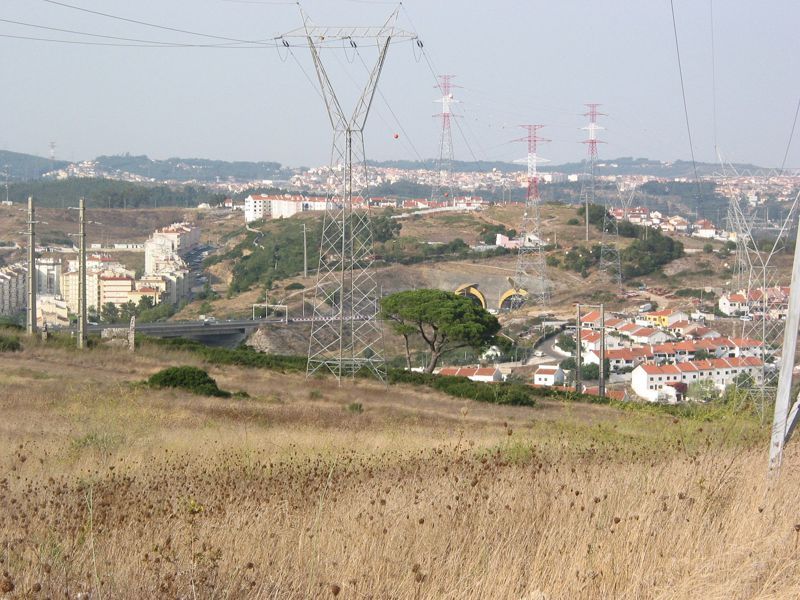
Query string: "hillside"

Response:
xmin=1 ymin=332 xmax=798 ymax=598
xmin=0 ymin=149 xmax=69 ymax=180
xmin=93 ymin=154 xmax=293 ymax=183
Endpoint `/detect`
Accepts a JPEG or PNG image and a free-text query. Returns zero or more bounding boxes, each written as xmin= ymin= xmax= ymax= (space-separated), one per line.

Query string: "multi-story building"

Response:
xmin=244 ymin=194 xmax=271 ymax=223
xmin=0 ymin=264 xmax=27 ymax=316
xmin=36 ymin=257 xmax=62 ymax=296
xmin=244 ymin=194 xmax=328 ymax=223
xmin=99 ymin=275 xmax=135 ymax=307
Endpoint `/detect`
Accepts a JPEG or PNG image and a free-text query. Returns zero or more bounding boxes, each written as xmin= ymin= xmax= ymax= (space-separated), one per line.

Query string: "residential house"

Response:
xmin=532 ymin=365 xmax=565 ymax=387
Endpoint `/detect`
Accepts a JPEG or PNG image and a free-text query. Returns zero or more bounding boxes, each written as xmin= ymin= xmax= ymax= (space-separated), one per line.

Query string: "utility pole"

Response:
xmin=26 ymin=197 xmax=37 ymax=335
xmin=77 ymin=198 xmax=87 ymax=349
xmin=599 ymin=303 xmax=606 ymax=398
xmin=575 ymin=303 xmax=582 ymax=393
xmin=302 ymin=223 xmax=308 ymax=279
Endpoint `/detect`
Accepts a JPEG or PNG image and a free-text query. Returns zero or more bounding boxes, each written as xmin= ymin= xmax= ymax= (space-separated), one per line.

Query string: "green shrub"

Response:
xmin=285 ymin=282 xmax=305 ymax=290
xmin=388 ymin=370 xmax=536 ymax=407
xmin=566 ymin=217 xmax=580 ymax=226
xmin=0 ymin=334 xmax=22 ymax=352
xmin=346 ymin=402 xmax=364 ymax=413
xmin=148 ymin=366 xmax=231 ymax=397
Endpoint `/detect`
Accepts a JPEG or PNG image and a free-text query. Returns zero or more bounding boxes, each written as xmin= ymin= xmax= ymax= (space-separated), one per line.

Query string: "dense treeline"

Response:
xmin=7 ymin=179 xmax=224 ymax=209
xmin=94 ymin=154 xmax=289 ymax=183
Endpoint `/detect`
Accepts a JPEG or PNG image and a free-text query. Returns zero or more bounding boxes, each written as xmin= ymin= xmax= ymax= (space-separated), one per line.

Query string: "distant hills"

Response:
xmin=93 ymin=154 xmax=292 ymax=183
xmin=368 ymin=157 xmax=765 ymax=177
xmin=0 ymin=149 xmax=767 ymax=184
xmin=0 ymin=150 xmax=69 ymax=180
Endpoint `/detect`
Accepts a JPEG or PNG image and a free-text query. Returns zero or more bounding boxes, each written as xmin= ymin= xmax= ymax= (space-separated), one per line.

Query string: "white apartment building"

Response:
xmin=36 ymin=257 xmax=62 ymax=296
xmin=271 ymin=196 xmax=327 ymax=219
xmin=244 ymin=195 xmax=271 ymax=223
xmin=0 ymin=264 xmax=27 ymax=316
xmin=244 ymin=194 xmax=328 ymax=223
xmin=631 ymin=357 xmax=763 ymax=403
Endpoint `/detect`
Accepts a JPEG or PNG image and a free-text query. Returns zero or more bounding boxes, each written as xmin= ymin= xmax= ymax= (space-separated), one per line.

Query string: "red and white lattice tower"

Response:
xmin=509 ymin=125 xmax=551 ymax=308
xmin=431 ymin=74 xmax=458 ymax=206
xmin=580 ymin=103 xmax=606 ymax=242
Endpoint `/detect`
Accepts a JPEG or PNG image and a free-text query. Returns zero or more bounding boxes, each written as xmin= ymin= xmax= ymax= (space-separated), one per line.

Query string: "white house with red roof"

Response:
xmin=580 ymin=310 xmax=603 ymax=330
xmin=585 ymin=346 xmax=653 ymax=370
xmin=533 ymin=365 xmax=565 ymax=387
xmin=629 ymin=327 xmax=673 ymax=345
xmin=719 ymin=292 xmax=748 ymax=316
xmin=438 ymin=366 xmax=503 ymax=383
xmin=692 ymin=219 xmax=717 ymax=239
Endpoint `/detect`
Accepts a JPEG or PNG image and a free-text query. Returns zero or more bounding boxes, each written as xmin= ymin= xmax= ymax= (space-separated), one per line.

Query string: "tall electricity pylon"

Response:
xmin=280 ymin=9 xmax=415 ymax=383
xmin=599 ymin=181 xmax=624 ymax=291
xmin=579 ymin=103 xmax=605 ymax=242
xmin=509 ymin=125 xmax=550 ymax=308
xmin=431 ymin=74 xmax=458 ymax=205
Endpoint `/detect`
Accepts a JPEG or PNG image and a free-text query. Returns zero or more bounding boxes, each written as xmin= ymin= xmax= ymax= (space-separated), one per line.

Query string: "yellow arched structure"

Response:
xmin=499 ymin=287 xmax=528 ymax=310
xmin=454 ymin=283 xmax=487 ymax=309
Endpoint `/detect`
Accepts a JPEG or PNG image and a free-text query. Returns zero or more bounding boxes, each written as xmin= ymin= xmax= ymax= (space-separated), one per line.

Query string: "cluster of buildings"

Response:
xmin=576 ymin=308 xmax=768 ymax=403
xmin=241 ymin=192 xmax=491 ymax=224
xmin=244 ymin=194 xmax=329 ymax=224
xmin=609 ymin=207 xmax=731 ymax=241
xmin=0 ymin=222 xmax=199 ymax=325
xmin=717 ymin=286 xmax=790 ymax=319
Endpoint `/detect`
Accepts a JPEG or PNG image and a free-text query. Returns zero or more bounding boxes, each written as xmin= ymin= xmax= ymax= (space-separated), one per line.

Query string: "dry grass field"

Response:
xmin=1 ymin=337 xmax=799 ymax=599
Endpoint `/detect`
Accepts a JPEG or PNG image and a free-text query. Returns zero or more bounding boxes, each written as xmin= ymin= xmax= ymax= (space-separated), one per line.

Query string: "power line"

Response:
xmin=0 ymin=16 xmax=254 ymax=47
xmin=354 ymin=50 xmax=424 ymax=161
xmin=0 ymin=32 xmax=209 ymax=47
xmin=779 ymin=96 xmax=800 ymax=175
xmin=41 ymin=0 xmax=268 ymax=44
xmin=669 ymin=0 xmax=702 ymax=197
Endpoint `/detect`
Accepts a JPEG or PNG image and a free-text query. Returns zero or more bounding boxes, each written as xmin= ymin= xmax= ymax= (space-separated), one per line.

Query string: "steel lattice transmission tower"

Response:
xmin=579 ymin=103 xmax=605 ymax=242
xmin=280 ymin=9 xmax=415 ymax=382
xmin=509 ymin=125 xmax=551 ymax=308
xmin=431 ymin=74 xmax=458 ymax=205
xmin=599 ymin=181 xmax=624 ymax=291
xmin=722 ymin=168 xmax=800 ymax=412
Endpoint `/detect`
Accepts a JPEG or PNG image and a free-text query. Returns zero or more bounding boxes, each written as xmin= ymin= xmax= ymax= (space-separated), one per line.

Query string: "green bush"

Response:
xmin=148 ymin=366 xmax=231 ymax=398
xmin=144 ymin=337 xmax=307 ymax=372
xmin=0 ymin=334 xmax=22 ymax=352
xmin=285 ymin=282 xmax=305 ymax=290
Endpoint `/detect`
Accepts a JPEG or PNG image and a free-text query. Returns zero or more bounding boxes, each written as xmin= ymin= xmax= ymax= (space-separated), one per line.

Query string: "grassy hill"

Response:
xmin=1 ymin=331 xmax=797 ymax=597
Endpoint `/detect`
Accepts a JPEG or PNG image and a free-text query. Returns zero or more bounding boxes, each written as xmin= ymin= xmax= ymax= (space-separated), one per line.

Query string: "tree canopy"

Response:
xmin=380 ymin=289 xmax=501 ymax=373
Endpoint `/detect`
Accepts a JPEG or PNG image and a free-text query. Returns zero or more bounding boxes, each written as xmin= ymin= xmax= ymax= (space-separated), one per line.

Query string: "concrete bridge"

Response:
xmin=85 ymin=319 xmax=274 ymax=347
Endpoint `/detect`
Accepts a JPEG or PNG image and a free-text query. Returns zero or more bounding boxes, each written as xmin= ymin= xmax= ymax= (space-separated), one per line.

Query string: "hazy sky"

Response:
xmin=1 ymin=0 xmax=798 ymax=169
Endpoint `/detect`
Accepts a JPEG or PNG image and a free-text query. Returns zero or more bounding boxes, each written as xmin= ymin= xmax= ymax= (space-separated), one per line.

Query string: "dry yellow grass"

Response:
xmin=0 ymin=341 xmax=797 ymax=599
